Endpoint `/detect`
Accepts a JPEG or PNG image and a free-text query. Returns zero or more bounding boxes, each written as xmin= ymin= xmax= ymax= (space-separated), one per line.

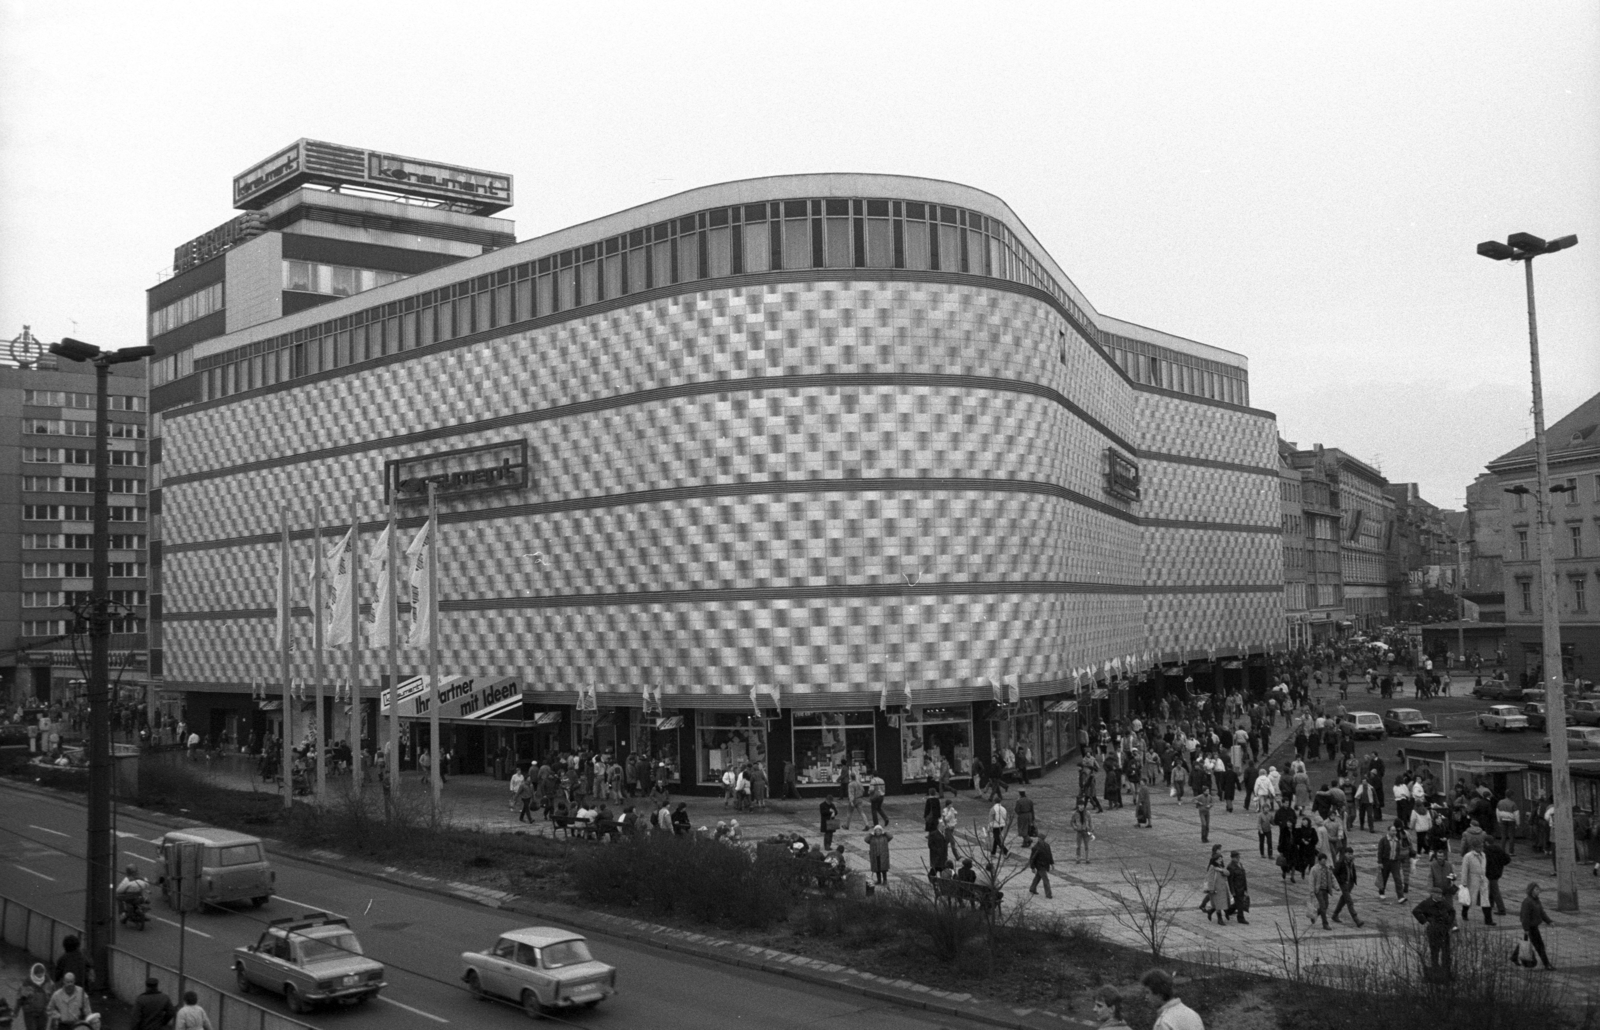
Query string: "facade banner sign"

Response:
xmin=385 ymin=440 xmax=530 ymax=505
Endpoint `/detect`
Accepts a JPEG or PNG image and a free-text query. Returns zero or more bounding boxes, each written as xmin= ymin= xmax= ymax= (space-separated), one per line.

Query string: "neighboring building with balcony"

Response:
xmin=1279 ymin=442 xmax=1309 ymax=647
xmin=1488 ymin=389 xmax=1600 ymax=685
xmin=1288 ymin=444 xmax=1389 ymax=632
xmin=1 ymin=327 xmax=149 ymax=708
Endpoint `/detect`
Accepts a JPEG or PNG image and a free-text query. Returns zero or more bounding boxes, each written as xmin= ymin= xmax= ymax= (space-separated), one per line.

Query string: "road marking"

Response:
xmin=152 ymin=917 xmax=212 ymax=938
xmin=14 ymin=864 xmax=55 ymax=881
xmin=28 ymin=825 xmax=70 ymax=839
xmin=126 ymin=853 xmax=156 ymax=863
xmin=377 ymin=995 xmax=450 ymax=1023
xmin=273 ymin=894 xmax=339 ymax=915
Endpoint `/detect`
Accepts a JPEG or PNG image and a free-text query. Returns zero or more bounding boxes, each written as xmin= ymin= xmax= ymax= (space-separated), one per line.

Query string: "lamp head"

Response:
xmin=49 ymin=337 xmax=101 ymax=362
xmin=107 ymin=346 xmax=156 ymax=364
xmin=1506 ymin=232 xmax=1547 ymax=254
xmin=1545 ymin=234 xmax=1578 ymax=253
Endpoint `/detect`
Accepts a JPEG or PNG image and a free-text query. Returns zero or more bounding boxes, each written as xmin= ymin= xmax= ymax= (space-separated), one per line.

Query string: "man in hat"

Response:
xmin=134 ymin=976 xmax=177 ymax=1030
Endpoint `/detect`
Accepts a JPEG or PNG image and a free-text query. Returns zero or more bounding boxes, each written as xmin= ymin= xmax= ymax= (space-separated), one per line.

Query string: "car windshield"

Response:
xmin=541 ymin=940 xmax=593 ymax=968
xmin=297 ymin=932 xmax=362 ymax=961
xmin=1394 ymin=711 xmax=1420 ymax=719
xmin=218 ymin=844 xmax=262 ymax=866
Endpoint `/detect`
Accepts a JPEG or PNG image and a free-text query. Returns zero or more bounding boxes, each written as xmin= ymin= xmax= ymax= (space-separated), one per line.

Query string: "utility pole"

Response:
xmin=46 ymin=338 xmax=154 ymax=984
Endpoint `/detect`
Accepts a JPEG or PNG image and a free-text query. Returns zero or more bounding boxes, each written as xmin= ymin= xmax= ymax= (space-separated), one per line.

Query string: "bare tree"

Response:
xmin=1102 ymin=863 xmax=1191 ymax=959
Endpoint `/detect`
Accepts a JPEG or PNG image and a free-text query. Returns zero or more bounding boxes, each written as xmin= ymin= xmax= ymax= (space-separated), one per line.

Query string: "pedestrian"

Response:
xmin=819 ymin=795 xmax=839 ymax=850
xmin=1135 ymin=779 xmax=1152 ymax=828
xmin=1331 ymin=846 xmax=1365 ymax=927
xmin=515 ymin=769 xmax=535 ymax=824
xmin=670 ymin=801 xmax=691 ymax=836
xmin=1375 ymin=824 xmax=1406 ymax=902
xmin=940 ymin=797 xmax=959 ymax=846
xmin=1028 ymin=831 xmax=1055 ymax=898
xmin=927 ymin=822 xmax=949 ymax=873
xmin=175 ymin=989 xmax=213 ymax=1030
xmin=133 ymin=976 xmax=176 ymax=1030
xmin=1460 ymin=841 xmax=1493 ymax=925
xmin=988 ymin=798 xmax=1011 ymax=858
xmin=1014 ymin=790 xmax=1036 ymax=844
xmin=51 ymin=935 xmax=90 ymax=991
xmin=1495 ymin=792 xmax=1519 ymax=854
xmin=1071 ymin=799 xmax=1094 ymax=863
xmin=1140 ymin=968 xmax=1205 ymax=1030
xmin=845 ymin=769 xmax=866 ymax=829
xmin=46 ymin=972 xmax=95 ymax=1029
xmin=1224 ymin=850 xmax=1250 ymax=924
xmin=1194 ymin=786 xmax=1213 ymax=843
xmin=1485 ymin=837 xmax=1511 ymax=917
xmin=1091 ymin=984 xmax=1134 ymax=1030
xmin=1518 ymin=882 xmax=1556 ymax=970
xmin=1257 ymin=801 xmax=1275 ymax=859
xmin=867 ymin=769 xmax=889 ymax=827
xmin=1170 ymin=760 xmax=1188 ymax=803
xmin=867 ymin=825 xmax=893 ymax=885
xmin=1309 ymin=852 xmax=1335 ymax=930
xmin=1200 ymin=845 xmax=1229 ymax=924
xmin=1414 ymin=886 xmax=1457 ymax=981
xmin=15 ymin=963 xmax=52 ymax=1030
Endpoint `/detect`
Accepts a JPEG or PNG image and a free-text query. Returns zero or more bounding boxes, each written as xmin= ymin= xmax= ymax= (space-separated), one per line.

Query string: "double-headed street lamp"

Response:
xmin=1476 ymin=231 xmax=1580 ymax=912
xmin=46 ymin=337 xmax=156 ymax=978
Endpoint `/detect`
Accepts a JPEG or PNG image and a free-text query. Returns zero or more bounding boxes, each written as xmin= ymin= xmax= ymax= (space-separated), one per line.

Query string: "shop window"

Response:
xmin=899 ymin=705 xmax=973 ymax=782
xmin=742 ymin=223 xmax=771 ymax=273
xmin=792 ymin=712 xmax=875 ymax=788
xmin=696 ymin=713 xmax=767 ymax=785
xmin=630 ymin=717 xmax=681 ymax=784
xmin=990 ymin=700 xmax=1041 ymax=772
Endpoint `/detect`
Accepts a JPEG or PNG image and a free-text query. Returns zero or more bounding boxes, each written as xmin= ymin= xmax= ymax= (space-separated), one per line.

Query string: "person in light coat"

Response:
xmin=1459 ymin=841 xmax=1494 ymax=925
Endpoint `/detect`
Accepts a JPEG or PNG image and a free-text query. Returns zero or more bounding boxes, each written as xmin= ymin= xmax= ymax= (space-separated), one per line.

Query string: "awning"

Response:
xmin=1046 ymin=699 xmax=1079 ymax=714
xmin=257 ymin=700 xmax=282 ymax=711
xmin=1090 ymin=688 xmax=1108 ymax=700
xmin=531 ymin=711 xmax=563 ymax=726
xmin=655 ymin=716 xmax=684 ymax=731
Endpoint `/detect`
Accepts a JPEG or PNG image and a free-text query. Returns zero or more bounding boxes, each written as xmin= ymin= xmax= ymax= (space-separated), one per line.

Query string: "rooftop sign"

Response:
xmin=233 ymin=139 xmax=513 ymax=215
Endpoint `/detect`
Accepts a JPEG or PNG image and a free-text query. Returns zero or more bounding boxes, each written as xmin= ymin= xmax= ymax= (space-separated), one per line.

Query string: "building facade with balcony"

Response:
xmin=1488 ymin=390 xmax=1600 ymax=685
xmin=147 ymin=153 xmax=1285 ymax=792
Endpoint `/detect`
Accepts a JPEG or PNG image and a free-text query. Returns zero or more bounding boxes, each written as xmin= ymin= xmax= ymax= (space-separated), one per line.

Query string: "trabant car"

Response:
xmin=1471 ymin=680 xmax=1522 ymax=701
xmin=1382 ymin=708 xmax=1431 ymax=736
xmin=1522 ymin=702 xmax=1548 ymax=732
xmin=461 ymin=926 xmax=616 ymax=1016
xmin=1569 ymin=700 xmax=1600 ymax=727
xmin=1544 ymin=727 xmax=1600 ymax=753
xmin=1476 ymin=705 xmax=1529 ymax=732
xmin=234 ymin=912 xmax=385 ymax=1012
xmin=1340 ymin=711 xmax=1385 ymax=741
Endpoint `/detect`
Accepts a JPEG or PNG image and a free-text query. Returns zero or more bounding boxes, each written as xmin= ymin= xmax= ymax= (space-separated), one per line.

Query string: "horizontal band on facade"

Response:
xmin=161 ymin=578 xmax=1282 ymax=623
xmin=159 ymin=369 xmax=1147 ymax=489
xmin=1136 ymin=450 xmax=1279 ymax=479
xmin=160 ymin=477 xmax=1280 ymax=557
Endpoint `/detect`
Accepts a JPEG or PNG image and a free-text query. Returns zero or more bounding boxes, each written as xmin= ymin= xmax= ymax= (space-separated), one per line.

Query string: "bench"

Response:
xmin=932 ymin=877 xmax=1003 ymax=913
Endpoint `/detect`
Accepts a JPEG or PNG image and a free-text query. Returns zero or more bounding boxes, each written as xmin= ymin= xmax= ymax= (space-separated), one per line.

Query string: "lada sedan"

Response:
xmin=462 ymin=927 xmax=617 ymax=1016
xmin=1569 ymin=700 xmax=1600 ymax=727
xmin=1382 ymin=708 xmax=1431 ymax=736
xmin=234 ymin=912 xmax=385 ymax=1012
xmin=1476 ymin=705 xmax=1529 ymax=732
xmin=1544 ymin=727 xmax=1600 ymax=753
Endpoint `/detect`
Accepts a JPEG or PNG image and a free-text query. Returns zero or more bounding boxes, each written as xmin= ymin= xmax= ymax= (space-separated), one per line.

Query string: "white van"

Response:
xmin=158 ymin=827 xmax=275 ymax=908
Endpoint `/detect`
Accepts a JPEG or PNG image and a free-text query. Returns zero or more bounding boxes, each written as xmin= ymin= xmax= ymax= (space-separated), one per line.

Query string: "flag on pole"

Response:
xmin=325 ymin=524 xmax=355 ymax=646
xmin=368 ymin=524 xmax=393 ymax=647
xmin=406 ymin=517 xmax=433 ymax=648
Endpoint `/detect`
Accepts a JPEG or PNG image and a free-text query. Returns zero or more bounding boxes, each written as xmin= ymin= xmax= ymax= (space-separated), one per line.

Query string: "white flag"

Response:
xmin=368 ymin=524 xmax=394 ymax=647
xmin=406 ymin=518 xmax=433 ymax=648
xmin=325 ymin=525 xmax=355 ymax=646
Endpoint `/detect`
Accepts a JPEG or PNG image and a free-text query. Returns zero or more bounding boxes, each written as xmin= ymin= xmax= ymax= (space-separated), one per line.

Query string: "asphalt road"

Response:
xmin=0 ymin=785 xmax=984 ymax=1030
xmin=1332 ymin=687 xmax=1553 ymax=757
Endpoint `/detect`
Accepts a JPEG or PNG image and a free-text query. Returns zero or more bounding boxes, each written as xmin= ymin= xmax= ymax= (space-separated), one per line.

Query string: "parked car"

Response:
xmin=1477 ymin=705 xmax=1529 ymax=732
xmin=462 ymin=927 xmax=617 ymax=1016
xmin=234 ymin=912 xmax=385 ymax=1013
xmin=1545 ymin=726 xmax=1600 ymax=753
xmin=1523 ymin=702 xmax=1548 ymax=732
xmin=1471 ymin=680 xmax=1522 ymax=701
xmin=1569 ymin=700 xmax=1600 ymax=727
xmin=1382 ymin=708 xmax=1432 ymax=736
xmin=1340 ymin=711 xmax=1385 ymax=741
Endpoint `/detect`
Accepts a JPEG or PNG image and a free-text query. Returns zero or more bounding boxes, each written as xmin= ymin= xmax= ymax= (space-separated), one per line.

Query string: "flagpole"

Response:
xmin=427 ymin=482 xmax=442 ymax=802
xmin=386 ymin=498 xmax=400 ymax=796
xmin=349 ymin=497 xmax=362 ymax=793
xmin=279 ymin=506 xmax=292 ymax=811
xmin=312 ymin=502 xmax=326 ymax=801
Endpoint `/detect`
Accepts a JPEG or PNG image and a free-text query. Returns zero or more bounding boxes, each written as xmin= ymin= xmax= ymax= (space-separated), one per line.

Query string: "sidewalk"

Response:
xmin=172 ymin=730 xmax=1600 ymax=1000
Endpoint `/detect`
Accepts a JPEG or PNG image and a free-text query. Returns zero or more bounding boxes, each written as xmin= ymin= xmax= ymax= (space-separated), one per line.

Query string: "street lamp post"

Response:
xmin=1477 ymin=231 xmax=1580 ymax=912
xmin=46 ymin=337 xmax=156 ymax=981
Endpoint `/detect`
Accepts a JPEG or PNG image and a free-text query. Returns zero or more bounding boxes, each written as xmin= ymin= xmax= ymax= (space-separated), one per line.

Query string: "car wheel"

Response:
xmin=252 ymin=896 xmax=269 ymax=908
xmin=582 ymin=1000 xmax=601 ymax=1010
xmin=235 ymin=965 xmax=252 ymax=994
xmin=285 ymin=985 xmax=308 ymax=1014
xmin=465 ymin=970 xmax=487 ymax=1001
xmin=521 ymin=989 xmax=547 ymax=1020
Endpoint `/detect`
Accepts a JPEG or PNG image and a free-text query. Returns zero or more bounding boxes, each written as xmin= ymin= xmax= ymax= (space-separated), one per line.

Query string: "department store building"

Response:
xmin=147 ymin=142 xmax=1285 ymax=793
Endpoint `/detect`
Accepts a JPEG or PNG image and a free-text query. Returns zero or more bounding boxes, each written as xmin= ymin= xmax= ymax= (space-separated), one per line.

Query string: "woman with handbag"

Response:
xmin=1518 ymin=882 xmax=1556 ymax=969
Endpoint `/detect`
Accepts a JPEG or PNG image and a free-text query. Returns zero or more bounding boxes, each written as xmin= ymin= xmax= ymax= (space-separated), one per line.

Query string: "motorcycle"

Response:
xmin=118 ymin=891 xmax=149 ymax=930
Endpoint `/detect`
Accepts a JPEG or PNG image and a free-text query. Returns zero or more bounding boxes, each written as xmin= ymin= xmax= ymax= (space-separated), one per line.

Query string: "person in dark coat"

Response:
xmin=1223 ymin=850 xmax=1250 ymax=924
xmin=51 ymin=935 xmax=90 ymax=991
xmin=1292 ymin=815 xmax=1319 ymax=880
xmin=819 ymin=795 xmax=839 ymax=850
xmin=133 ymin=976 xmax=177 ymax=1030
xmin=1519 ymin=882 xmax=1556 ymax=969
xmin=1415 ymin=886 xmax=1457 ymax=981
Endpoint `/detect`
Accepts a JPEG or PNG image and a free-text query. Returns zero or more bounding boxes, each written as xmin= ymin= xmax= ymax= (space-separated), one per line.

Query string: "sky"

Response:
xmin=2 ymin=1 xmax=1595 ymax=509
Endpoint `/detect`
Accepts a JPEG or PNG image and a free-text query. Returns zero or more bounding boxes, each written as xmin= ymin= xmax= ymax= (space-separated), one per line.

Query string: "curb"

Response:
xmin=4 ymin=776 xmax=1092 ymax=1030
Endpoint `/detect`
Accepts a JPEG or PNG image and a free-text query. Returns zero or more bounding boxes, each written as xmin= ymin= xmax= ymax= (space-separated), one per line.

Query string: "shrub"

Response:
xmin=571 ymin=834 xmax=817 ymax=929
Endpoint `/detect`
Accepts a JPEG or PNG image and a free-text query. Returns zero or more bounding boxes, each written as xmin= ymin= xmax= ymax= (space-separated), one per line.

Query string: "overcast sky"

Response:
xmin=2 ymin=2 xmax=1595 ymax=507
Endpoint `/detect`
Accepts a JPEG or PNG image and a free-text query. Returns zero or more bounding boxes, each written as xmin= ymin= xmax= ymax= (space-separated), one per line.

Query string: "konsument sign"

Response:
xmin=385 ymin=440 xmax=530 ymax=504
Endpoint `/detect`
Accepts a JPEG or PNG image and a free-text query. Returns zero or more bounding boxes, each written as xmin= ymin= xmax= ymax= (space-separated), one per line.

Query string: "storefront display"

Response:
xmin=899 ymin=704 xmax=972 ymax=782
xmin=990 ymin=699 xmax=1041 ymax=774
xmin=630 ymin=714 xmax=682 ymax=783
xmin=1041 ymin=697 xmax=1079 ymax=766
xmin=695 ymin=713 xmax=767 ymax=785
xmin=791 ymin=711 xmax=875 ymax=787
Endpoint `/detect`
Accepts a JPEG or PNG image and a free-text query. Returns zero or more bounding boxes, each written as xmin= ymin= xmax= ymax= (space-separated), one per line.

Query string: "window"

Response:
xmin=108 ymin=507 xmax=146 ymax=522
xmin=108 ymin=562 xmax=147 ymax=578
xmin=1574 ymin=576 xmax=1588 ymax=613
xmin=110 ymin=616 xmax=146 ymax=634
xmin=63 ymin=477 xmax=94 ymax=493
xmin=22 ymin=476 xmax=61 ymax=492
xmin=1571 ymin=524 xmax=1584 ymax=558
xmin=22 ymin=621 xmax=67 ymax=637
xmin=110 ymin=450 xmax=146 ymax=467
xmin=23 ymin=505 xmax=60 ymax=521
xmin=108 ymin=395 xmax=145 ymax=412
xmin=150 ymin=281 xmax=224 ymax=336
xmin=695 ymin=713 xmax=767 ymax=785
xmin=900 ymin=705 xmax=974 ymax=780
xmin=110 ymin=534 xmax=146 ymax=550
xmin=1514 ymin=489 xmax=1527 ymax=511
xmin=21 ymin=534 xmax=63 ymax=549
xmin=22 ymin=447 xmax=61 ymax=463
xmin=23 ymin=390 xmax=66 ymax=406
xmin=1566 ymin=478 xmax=1579 ymax=504
xmin=1519 ymin=578 xmax=1533 ymax=612
xmin=21 ymin=591 xmax=63 ymax=608
xmin=1517 ymin=530 xmax=1529 ymax=561
xmin=110 ymin=478 xmax=145 ymax=495
xmin=109 ymin=590 xmax=147 ymax=606
xmin=792 ymin=712 xmax=876 ymax=785
xmin=24 ymin=563 xmax=92 ymax=578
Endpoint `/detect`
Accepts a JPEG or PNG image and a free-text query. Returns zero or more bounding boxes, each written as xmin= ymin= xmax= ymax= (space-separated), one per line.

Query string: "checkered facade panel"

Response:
xmin=161 ymin=280 xmax=1282 ymax=699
